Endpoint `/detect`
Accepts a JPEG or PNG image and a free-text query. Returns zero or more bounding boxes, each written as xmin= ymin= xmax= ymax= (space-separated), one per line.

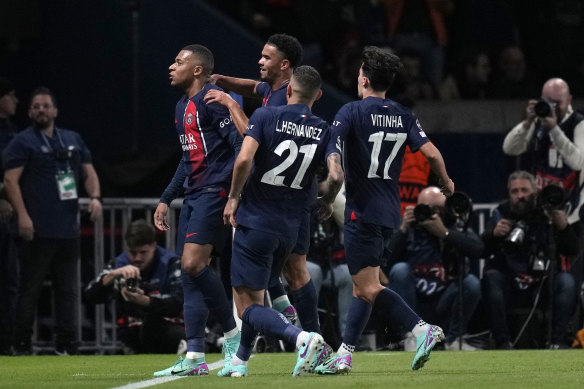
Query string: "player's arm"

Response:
xmin=210 ymin=74 xmax=259 ymax=98
xmin=419 ymin=142 xmax=454 ymax=196
xmin=204 ymin=90 xmax=248 ymax=136
xmin=155 ymin=162 xmax=186 ymax=231
xmin=316 ymin=152 xmax=344 ymax=221
xmin=224 ymin=136 xmax=259 ymax=227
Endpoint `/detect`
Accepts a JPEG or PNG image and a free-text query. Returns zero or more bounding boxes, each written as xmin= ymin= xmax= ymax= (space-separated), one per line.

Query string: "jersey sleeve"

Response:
xmin=2 ymin=135 xmax=29 ymax=170
xmin=73 ymin=132 xmax=92 ymax=164
xmin=328 ymin=104 xmax=352 ymax=161
xmin=245 ymin=107 xmax=270 ymax=145
xmin=255 ymin=82 xmax=270 ymax=98
xmin=206 ymin=100 xmax=242 ymax=153
xmin=406 ymin=114 xmax=430 ymax=152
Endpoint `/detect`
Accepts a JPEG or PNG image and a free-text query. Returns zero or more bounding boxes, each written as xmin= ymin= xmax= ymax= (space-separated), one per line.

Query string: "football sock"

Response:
xmin=338 ymin=342 xmax=355 ymax=356
xmin=295 ymin=331 xmax=310 ymax=349
xmin=235 ymin=321 xmax=255 ymax=363
xmin=193 ymin=266 xmax=237 ymax=333
xmin=181 ymin=271 xmax=209 ymax=353
xmin=373 ymin=287 xmax=421 ymax=333
xmin=290 ymin=279 xmax=320 ymax=333
xmin=342 ymin=297 xmax=372 ymax=347
xmin=242 ymin=304 xmax=301 ymax=345
xmin=412 ymin=320 xmax=429 ymax=337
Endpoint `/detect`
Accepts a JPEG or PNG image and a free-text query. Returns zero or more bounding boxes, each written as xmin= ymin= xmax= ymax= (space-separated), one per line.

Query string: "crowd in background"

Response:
xmin=211 ymin=0 xmax=584 ymax=102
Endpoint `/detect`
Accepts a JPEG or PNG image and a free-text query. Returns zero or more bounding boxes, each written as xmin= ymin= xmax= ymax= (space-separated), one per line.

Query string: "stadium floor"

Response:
xmin=0 ymin=350 xmax=582 ymax=388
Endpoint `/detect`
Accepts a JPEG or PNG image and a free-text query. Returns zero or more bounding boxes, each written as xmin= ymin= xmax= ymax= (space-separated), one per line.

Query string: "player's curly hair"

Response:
xmin=361 ymin=46 xmax=402 ymax=92
xmin=267 ymin=34 xmax=303 ymax=68
xmin=182 ymin=44 xmax=214 ymax=75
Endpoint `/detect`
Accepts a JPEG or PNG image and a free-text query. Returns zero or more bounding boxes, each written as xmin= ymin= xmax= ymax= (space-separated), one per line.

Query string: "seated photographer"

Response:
xmin=386 ymin=186 xmax=484 ymax=351
xmin=481 ymin=171 xmax=579 ymax=349
xmin=84 ymin=219 xmax=185 ymax=353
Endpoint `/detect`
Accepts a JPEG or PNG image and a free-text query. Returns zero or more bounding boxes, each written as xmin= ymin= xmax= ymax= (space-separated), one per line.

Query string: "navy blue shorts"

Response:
xmin=231 ymin=226 xmax=296 ymax=290
xmin=291 ymin=210 xmax=310 ymax=255
xmin=176 ymin=190 xmax=228 ymax=255
xmin=344 ymin=220 xmax=393 ymax=275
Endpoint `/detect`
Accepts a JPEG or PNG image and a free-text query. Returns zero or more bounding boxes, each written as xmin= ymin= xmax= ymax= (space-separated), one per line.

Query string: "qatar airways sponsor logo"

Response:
xmin=179 ymin=133 xmax=198 ymax=151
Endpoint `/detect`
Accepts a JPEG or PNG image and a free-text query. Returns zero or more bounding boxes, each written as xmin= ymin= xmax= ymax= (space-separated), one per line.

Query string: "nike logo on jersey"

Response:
xmin=186 ymin=233 xmax=198 ymax=238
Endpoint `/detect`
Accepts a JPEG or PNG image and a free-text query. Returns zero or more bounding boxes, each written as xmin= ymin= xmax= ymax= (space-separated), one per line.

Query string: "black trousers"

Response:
xmin=122 ymin=318 xmax=186 ymax=354
xmin=0 ymin=220 xmax=19 ymax=349
xmin=13 ymin=237 xmax=79 ymax=346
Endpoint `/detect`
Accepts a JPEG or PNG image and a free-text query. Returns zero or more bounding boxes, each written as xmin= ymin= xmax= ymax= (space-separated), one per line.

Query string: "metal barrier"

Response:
xmin=31 ymin=198 xmax=498 ymax=354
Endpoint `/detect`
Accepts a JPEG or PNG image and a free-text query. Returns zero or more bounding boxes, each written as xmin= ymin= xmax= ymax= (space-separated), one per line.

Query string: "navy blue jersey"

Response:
xmin=236 ymin=104 xmax=338 ymax=237
xmin=332 ymin=97 xmax=429 ymax=228
xmin=172 ymin=83 xmax=241 ymax=197
xmin=256 ymin=81 xmax=288 ymax=107
xmin=2 ymin=127 xmax=92 ymax=238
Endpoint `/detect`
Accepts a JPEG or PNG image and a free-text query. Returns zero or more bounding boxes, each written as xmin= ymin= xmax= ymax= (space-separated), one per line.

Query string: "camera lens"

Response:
xmin=538 ymin=184 xmax=566 ymax=210
xmin=414 ymin=204 xmax=432 ymax=222
xmin=534 ymin=100 xmax=552 ymax=117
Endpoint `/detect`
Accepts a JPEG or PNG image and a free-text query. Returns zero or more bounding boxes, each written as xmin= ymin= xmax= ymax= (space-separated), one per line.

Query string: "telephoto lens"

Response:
xmin=414 ymin=204 xmax=432 ymax=223
xmin=534 ymin=100 xmax=554 ymax=118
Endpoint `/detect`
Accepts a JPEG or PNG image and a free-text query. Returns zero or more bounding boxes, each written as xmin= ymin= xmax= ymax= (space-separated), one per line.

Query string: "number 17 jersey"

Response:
xmin=332 ymin=96 xmax=429 ymax=229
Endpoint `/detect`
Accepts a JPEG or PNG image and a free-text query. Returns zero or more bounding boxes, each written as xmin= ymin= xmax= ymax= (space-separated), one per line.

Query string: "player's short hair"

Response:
xmin=125 ymin=219 xmax=156 ymax=248
xmin=361 ymin=46 xmax=402 ymax=92
xmin=267 ymin=34 xmax=302 ymax=68
xmin=291 ymin=65 xmax=321 ymax=99
xmin=30 ymin=86 xmax=57 ymax=108
xmin=182 ymin=44 xmax=214 ymax=75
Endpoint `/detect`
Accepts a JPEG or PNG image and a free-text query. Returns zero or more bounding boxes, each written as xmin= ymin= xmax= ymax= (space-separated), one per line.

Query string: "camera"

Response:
xmin=503 ymin=220 xmax=527 ymax=252
xmin=120 ymin=277 xmax=141 ymax=292
xmin=534 ymin=99 xmax=556 ymax=118
xmin=537 ymin=184 xmax=566 ymax=211
xmin=414 ymin=203 xmax=432 ymax=223
xmin=445 ymin=191 xmax=473 ymax=228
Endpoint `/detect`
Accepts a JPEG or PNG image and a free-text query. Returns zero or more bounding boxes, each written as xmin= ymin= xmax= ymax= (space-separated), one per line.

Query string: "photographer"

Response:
xmin=503 ymin=78 xmax=584 ymax=225
xmin=386 ymin=186 xmax=484 ymax=350
xmin=84 ymin=219 xmax=185 ymax=353
xmin=482 ymin=171 xmax=579 ymax=349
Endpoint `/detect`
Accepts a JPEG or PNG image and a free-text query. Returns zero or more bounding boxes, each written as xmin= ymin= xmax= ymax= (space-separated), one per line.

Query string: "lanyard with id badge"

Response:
xmin=41 ymin=130 xmax=78 ymax=200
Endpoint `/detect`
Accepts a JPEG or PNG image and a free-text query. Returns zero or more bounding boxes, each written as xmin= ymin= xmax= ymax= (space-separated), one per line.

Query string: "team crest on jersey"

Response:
xmin=186 ymin=113 xmax=194 ymax=125
xmin=416 ymin=119 xmax=427 ymax=137
xmin=300 ymin=114 xmax=307 ymax=118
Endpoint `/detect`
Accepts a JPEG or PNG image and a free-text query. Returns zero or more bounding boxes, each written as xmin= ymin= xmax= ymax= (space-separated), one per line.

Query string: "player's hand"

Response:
xmin=419 ymin=213 xmax=448 ymax=238
xmin=400 ymin=205 xmax=415 ymax=232
xmin=204 ymin=89 xmax=233 ymax=108
xmin=112 ymin=265 xmax=141 ymax=280
xmin=209 ymin=74 xmax=220 ymax=85
xmin=223 ymin=197 xmax=239 ymax=228
xmin=315 ymin=197 xmax=334 ymax=222
xmin=18 ymin=213 xmax=34 ymax=241
xmin=439 ymin=178 xmax=455 ymax=197
xmin=493 ymin=218 xmax=513 ymax=238
xmin=154 ymin=203 xmax=170 ymax=231
xmin=88 ymin=198 xmax=103 ymax=222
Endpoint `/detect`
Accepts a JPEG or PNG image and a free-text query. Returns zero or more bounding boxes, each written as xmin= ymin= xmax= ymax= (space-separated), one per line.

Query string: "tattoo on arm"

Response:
xmin=322 ymin=153 xmax=344 ymax=203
